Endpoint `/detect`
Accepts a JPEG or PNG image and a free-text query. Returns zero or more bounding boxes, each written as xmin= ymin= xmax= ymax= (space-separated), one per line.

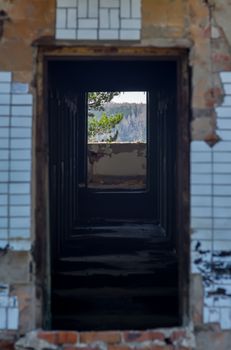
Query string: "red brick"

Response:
xmin=123 ymin=331 xmax=165 ymax=343
xmin=64 ymin=347 xmax=101 ymax=350
xmin=0 ymin=340 xmax=15 ymax=350
xmin=80 ymin=331 xmax=121 ymax=344
xmin=38 ymin=331 xmax=78 ymax=345
xmin=109 ymin=345 xmax=131 ymax=350
xmin=170 ymin=330 xmax=187 ymax=343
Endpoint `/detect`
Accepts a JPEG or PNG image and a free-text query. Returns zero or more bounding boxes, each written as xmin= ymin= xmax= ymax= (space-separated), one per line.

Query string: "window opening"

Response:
xmin=87 ymin=91 xmax=147 ymax=190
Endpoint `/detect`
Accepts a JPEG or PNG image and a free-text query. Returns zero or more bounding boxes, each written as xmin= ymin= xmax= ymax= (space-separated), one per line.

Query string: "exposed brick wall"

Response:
xmin=15 ymin=329 xmax=195 ymax=350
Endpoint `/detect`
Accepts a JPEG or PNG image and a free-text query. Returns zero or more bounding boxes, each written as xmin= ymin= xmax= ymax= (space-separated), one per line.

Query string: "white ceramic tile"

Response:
xmin=216 ymin=107 xmax=231 ymax=118
xmin=190 ymin=184 xmax=212 ymax=195
xmin=10 ymin=172 xmax=31 ymax=182
xmin=0 ymin=195 xmax=7 ymax=205
xmin=56 ymin=8 xmax=67 ymax=28
xmin=0 ymin=72 xmax=12 ymax=83
xmin=121 ymin=0 xmax=130 ymax=18
xmin=192 ymin=229 xmax=212 ymax=240
xmin=99 ymin=8 xmax=109 ymax=28
xmin=0 ymin=308 xmax=7 ymax=329
xmin=217 ymin=130 xmax=231 ymax=140
xmin=223 ymin=84 xmax=231 ymax=95
xmin=10 ymin=195 xmax=30 ymax=206
xmin=0 ymin=184 xmax=8 ymax=194
xmin=214 ymin=174 xmax=231 ymax=185
xmin=11 ymin=128 xmax=31 ymax=138
xmin=67 ymin=8 xmax=77 ymax=28
xmin=0 ymin=162 xmax=9 ymax=171
xmin=0 ymin=117 xmax=9 ymax=127
xmin=0 ymin=128 xmax=9 ymax=138
xmin=214 ymin=229 xmax=231 ymax=240
xmin=0 ymin=229 xmax=8 ymax=239
xmin=217 ymin=118 xmax=231 ymax=130
xmin=191 ymin=196 xmax=212 ymax=206
xmin=214 ymin=240 xmax=231 ymax=251
xmin=78 ymin=0 xmax=88 ymax=18
xmin=213 ymin=163 xmax=231 ymax=173
xmin=11 ymin=106 xmax=32 ymax=116
xmin=191 ymin=163 xmax=212 ymax=173
xmin=220 ymin=308 xmax=231 ymax=329
xmin=77 ymin=29 xmax=98 ymax=39
xmin=208 ymin=308 xmax=221 ymax=323
xmin=131 ymin=0 xmax=141 ymax=18
xmin=10 ymin=150 xmax=31 ymax=160
xmin=191 ymin=174 xmax=212 ymax=185
xmin=214 ymin=218 xmax=231 ymax=229
xmin=10 ymin=139 xmax=31 ymax=149
xmin=12 ymin=94 xmax=33 ymax=105
xmin=9 ymin=183 xmax=30 ymax=194
xmin=0 ymin=83 xmax=11 ymax=94
xmin=120 ymin=29 xmax=140 ymax=40
xmin=110 ymin=9 xmax=119 ymax=28
xmin=213 ymin=207 xmax=231 ymax=218
xmin=0 ymin=173 xmax=8 ymax=183
xmin=0 ymin=206 xmax=7 ymax=216
xmin=0 ymin=105 xmax=10 ymax=116
xmin=222 ymin=96 xmax=231 ymax=106
xmin=191 ymin=207 xmax=212 ymax=217
xmin=191 ymin=152 xmax=212 ymax=162
xmin=10 ymin=204 xmax=30 ymax=217
xmin=220 ymin=72 xmax=231 ymax=83
xmin=0 ymin=150 xmax=8 ymax=160
xmin=100 ymin=0 xmax=119 ymax=8
xmin=214 ymin=185 xmax=231 ymax=195
xmin=89 ymin=0 xmax=98 ymax=17
xmin=213 ymin=152 xmax=231 ymax=162
xmin=0 ymin=94 xmax=10 ymax=104
xmin=191 ymin=217 xmax=213 ymax=229
xmin=99 ymin=29 xmax=119 ymax=39
xmin=10 ymin=161 xmax=31 ymax=171
xmin=213 ymin=141 xmax=231 ymax=151
xmin=57 ymin=0 xmax=77 ymax=7
xmin=0 ymin=217 xmax=8 ymax=228
xmin=7 ymin=308 xmax=19 ymax=330
xmin=11 ymin=117 xmax=32 ymax=128
xmin=79 ymin=18 xmax=98 ymax=28
xmin=9 ymin=229 xmax=30 ymax=239
xmin=56 ymin=29 xmax=76 ymax=39
xmin=10 ymin=217 xmax=30 ymax=229
xmin=0 ymin=139 xmax=9 ymax=148
xmin=214 ymin=196 xmax=231 ymax=207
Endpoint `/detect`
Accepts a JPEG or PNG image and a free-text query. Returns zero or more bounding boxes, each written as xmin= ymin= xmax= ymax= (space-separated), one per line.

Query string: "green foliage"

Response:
xmin=88 ymin=112 xmax=123 ymax=142
xmin=88 ymin=92 xmax=123 ymax=142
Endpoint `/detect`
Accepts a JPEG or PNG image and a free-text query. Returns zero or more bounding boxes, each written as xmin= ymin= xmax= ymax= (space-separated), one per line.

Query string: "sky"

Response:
xmin=112 ymin=91 xmax=146 ymax=104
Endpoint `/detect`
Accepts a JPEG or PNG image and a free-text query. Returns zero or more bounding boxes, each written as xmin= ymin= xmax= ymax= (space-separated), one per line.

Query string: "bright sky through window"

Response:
xmin=112 ymin=91 xmax=146 ymax=104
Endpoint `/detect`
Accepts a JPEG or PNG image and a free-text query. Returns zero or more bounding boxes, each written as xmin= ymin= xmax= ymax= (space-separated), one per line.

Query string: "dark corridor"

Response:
xmin=47 ymin=58 xmax=180 ymax=330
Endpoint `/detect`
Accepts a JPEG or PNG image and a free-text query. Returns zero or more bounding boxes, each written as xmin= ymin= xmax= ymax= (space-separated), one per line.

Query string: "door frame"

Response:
xmin=34 ymin=45 xmax=190 ymax=329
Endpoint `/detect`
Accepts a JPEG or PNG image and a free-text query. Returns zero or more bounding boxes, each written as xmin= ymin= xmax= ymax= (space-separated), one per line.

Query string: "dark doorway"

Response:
xmin=47 ymin=58 xmax=180 ymax=330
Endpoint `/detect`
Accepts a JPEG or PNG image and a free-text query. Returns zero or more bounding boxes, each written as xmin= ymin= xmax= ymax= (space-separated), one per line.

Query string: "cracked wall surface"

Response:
xmin=1 ymin=0 xmax=231 ymax=348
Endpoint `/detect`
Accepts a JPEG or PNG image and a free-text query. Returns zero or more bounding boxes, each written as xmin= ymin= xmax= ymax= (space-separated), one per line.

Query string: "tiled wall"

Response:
xmin=0 ymin=284 xmax=19 ymax=330
xmin=0 ymin=71 xmax=32 ymax=252
xmin=191 ymin=72 xmax=231 ymax=329
xmin=56 ymin=0 xmax=141 ymax=40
